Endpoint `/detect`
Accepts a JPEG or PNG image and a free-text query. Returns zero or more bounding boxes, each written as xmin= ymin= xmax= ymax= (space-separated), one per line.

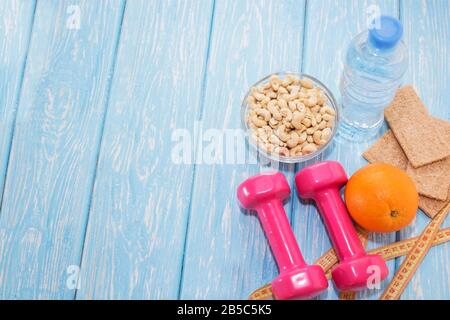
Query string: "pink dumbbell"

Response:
xmin=237 ymin=171 xmax=328 ymax=300
xmin=295 ymin=161 xmax=388 ymax=291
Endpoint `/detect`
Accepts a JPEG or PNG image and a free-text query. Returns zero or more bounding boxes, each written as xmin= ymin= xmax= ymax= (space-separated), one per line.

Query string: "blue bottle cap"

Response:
xmin=369 ymin=15 xmax=403 ymax=50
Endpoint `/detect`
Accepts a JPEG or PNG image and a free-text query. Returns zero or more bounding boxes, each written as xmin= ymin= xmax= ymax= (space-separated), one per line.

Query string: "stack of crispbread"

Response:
xmin=363 ymin=86 xmax=450 ymax=218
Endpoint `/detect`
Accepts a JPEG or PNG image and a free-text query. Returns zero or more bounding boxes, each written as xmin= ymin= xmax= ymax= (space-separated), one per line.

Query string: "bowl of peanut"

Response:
xmin=242 ymin=72 xmax=338 ymax=163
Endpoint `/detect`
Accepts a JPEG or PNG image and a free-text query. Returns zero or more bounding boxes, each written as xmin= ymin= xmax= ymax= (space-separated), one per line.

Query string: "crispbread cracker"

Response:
xmin=363 ymin=130 xmax=449 ymax=218
xmin=434 ymin=117 xmax=450 ymax=145
xmin=405 ymin=118 xmax=450 ymax=200
xmin=418 ymin=193 xmax=449 ymax=218
xmin=384 ymin=86 xmax=450 ymax=168
xmin=363 ymin=130 xmax=408 ymax=170
xmin=406 ymin=160 xmax=450 ymax=201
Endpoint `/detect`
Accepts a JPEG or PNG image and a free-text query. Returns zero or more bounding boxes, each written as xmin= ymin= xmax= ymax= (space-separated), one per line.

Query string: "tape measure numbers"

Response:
xmin=249 ymin=226 xmax=450 ymax=300
xmin=380 ymin=202 xmax=450 ymax=300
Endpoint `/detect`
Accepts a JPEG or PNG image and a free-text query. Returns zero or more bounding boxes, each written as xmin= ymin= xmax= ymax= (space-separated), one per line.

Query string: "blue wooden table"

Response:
xmin=0 ymin=0 xmax=448 ymax=300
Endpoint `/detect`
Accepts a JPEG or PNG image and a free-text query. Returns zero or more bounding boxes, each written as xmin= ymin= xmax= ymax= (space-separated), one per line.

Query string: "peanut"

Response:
xmin=276 ymin=125 xmax=290 ymax=142
xmin=292 ymin=112 xmax=305 ymax=130
xmin=288 ymin=101 xmax=297 ymax=112
xmin=274 ymin=146 xmax=289 ymax=157
xmin=278 ymin=86 xmax=288 ymax=95
xmin=251 ymin=115 xmax=267 ymax=127
xmin=296 ymin=102 xmax=306 ymax=114
xmin=278 ymin=98 xmax=288 ymax=109
xmin=306 ymin=127 xmax=316 ymax=135
xmin=318 ymin=120 xmax=327 ymax=130
xmin=301 ymin=117 xmax=312 ymax=128
xmin=280 ymin=108 xmax=293 ymax=121
xmin=315 ymin=113 xmax=322 ymax=123
xmin=321 ymin=105 xmax=336 ymax=115
xmin=322 ymin=113 xmax=334 ymax=121
xmin=269 ymin=118 xmax=279 ymax=128
xmin=269 ymin=134 xmax=282 ymax=146
xmin=267 ymin=90 xmax=277 ymax=99
xmin=300 ymin=79 xmax=313 ymax=89
xmin=298 ymin=131 xmax=307 ymax=144
xmin=302 ymin=143 xmax=317 ymax=154
xmin=286 ymin=132 xmax=300 ymax=148
xmin=255 ymin=108 xmax=271 ymax=121
xmin=267 ymin=104 xmax=282 ymax=121
xmin=305 ymin=96 xmax=318 ymax=107
xmin=321 ymin=128 xmax=332 ymax=141
xmin=290 ymin=145 xmax=303 ymax=157
xmin=247 ymin=95 xmax=256 ymax=105
xmin=290 ymin=85 xmax=300 ymax=96
xmin=245 ymin=74 xmax=336 ymax=158
xmin=310 ymin=105 xmax=320 ymax=114
xmin=313 ymin=130 xmax=324 ymax=145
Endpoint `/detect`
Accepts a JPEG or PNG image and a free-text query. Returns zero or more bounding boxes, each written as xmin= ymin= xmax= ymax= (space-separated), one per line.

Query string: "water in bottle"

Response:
xmin=339 ymin=15 xmax=408 ymax=140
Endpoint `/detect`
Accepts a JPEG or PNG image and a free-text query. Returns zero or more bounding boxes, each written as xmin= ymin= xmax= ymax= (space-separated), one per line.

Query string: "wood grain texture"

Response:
xmin=75 ymin=0 xmax=214 ymax=299
xmin=0 ymin=0 xmax=448 ymax=300
xmin=0 ymin=0 xmax=124 ymax=299
xmin=293 ymin=0 xmax=400 ymax=300
xmin=397 ymin=0 xmax=450 ymax=300
xmin=180 ymin=0 xmax=305 ymax=299
xmin=0 ymin=0 xmax=35 ymax=205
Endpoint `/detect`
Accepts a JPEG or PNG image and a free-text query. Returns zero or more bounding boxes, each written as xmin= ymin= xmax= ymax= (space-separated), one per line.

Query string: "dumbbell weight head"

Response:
xmin=295 ymin=161 xmax=388 ymax=291
xmin=331 ymin=254 xmax=389 ymax=291
xmin=237 ymin=171 xmax=290 ymax=209
xmin=237 ymin=171 xmax=328 ymax=300
xmin=296 ymin=160 xmax=347 ymax=199
xmin=272 ymin=264 xmax=329 ymax=300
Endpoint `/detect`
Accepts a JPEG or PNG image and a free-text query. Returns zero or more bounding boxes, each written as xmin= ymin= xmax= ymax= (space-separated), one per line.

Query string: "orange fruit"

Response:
xmin=344 ymin=163 xmax=418 ymax=233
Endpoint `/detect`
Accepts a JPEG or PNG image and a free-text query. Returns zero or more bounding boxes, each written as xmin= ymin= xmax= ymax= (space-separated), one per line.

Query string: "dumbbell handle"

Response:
xmin=314 ymin=189 xmax=366 ymax=261
xmin=256 ymin=199 xmax=306 ymax=272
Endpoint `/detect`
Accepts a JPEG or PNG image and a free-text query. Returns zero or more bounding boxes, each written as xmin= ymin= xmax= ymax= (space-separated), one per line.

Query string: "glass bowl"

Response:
xmin=241 ymin=72 xmax=339 ymax=163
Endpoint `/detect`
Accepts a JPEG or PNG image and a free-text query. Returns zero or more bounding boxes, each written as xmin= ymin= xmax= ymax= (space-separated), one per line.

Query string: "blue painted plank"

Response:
xmin=76 ymin=0 xmax=214 ymax=299
xmin=397 ymin=0 xmax=450 ymax=300
xmin=0 ymin=1 xmax=35 ymax=205
xmin=294 ymin=0 xmax=399 ymax=300
xmin=0 ymin=0 xmax=446 ymax=300
xmin=180 ymin=0 xmax=306 ymax=299
xmin=0 ymin=0 xmax=124 ymax=299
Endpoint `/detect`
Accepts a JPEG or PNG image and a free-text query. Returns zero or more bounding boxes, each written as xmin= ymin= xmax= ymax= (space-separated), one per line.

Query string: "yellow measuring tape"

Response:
xmin=249 ymin=225 xmax=450 ymax=300
xmin=380 ymin=202 xmax=450 ymax=300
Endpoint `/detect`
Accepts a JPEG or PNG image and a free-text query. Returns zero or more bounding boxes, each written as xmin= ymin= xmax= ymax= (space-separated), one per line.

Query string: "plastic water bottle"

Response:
xmin=339 ymin=15 xmax=408 ymax=140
